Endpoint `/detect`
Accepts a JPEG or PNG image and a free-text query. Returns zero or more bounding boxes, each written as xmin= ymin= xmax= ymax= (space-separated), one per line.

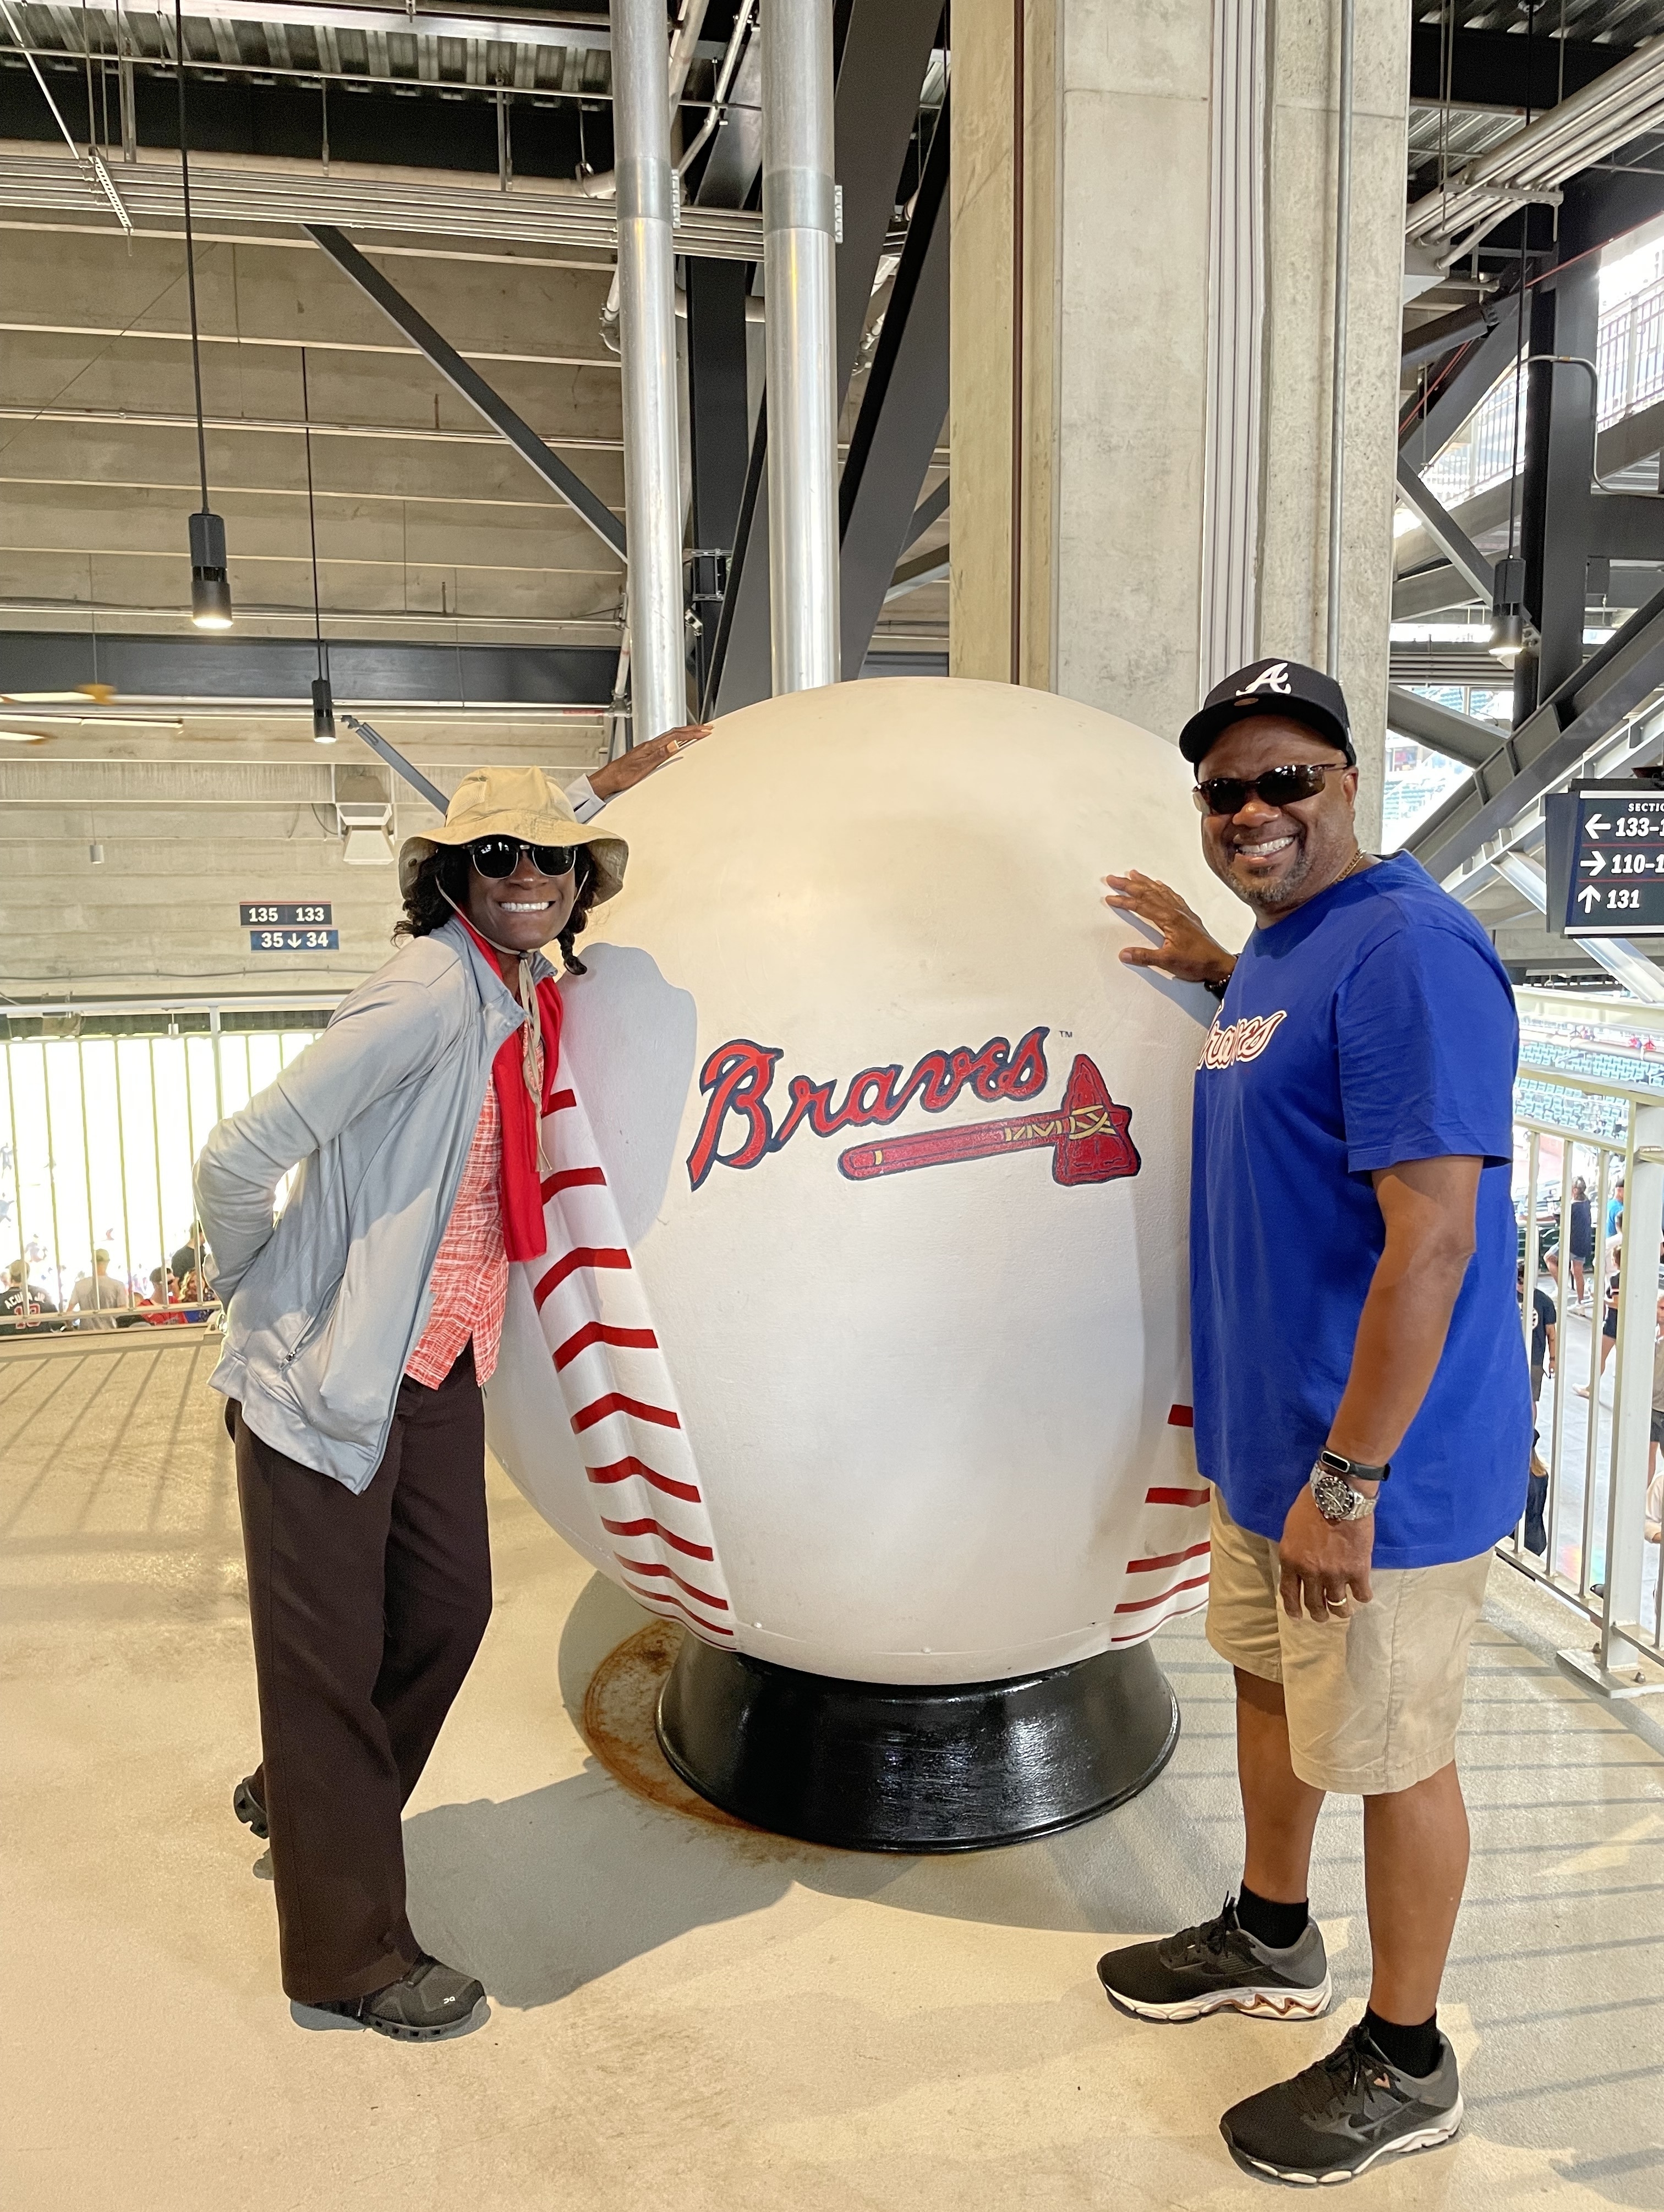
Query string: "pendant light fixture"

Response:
xmin=176 ymin=0 xmax=232 ymax=629
xmin=301 ymin=347 xmax=336 ymax=742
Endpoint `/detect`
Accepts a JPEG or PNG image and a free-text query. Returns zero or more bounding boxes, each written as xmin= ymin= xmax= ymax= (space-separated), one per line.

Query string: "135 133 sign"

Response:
xmin=239 ymin=901 xmax=333 ymax=927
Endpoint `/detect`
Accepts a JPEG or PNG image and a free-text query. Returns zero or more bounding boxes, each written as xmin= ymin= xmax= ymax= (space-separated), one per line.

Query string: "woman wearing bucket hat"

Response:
xmin=194 ymin=766 xmax=626 ymax=2039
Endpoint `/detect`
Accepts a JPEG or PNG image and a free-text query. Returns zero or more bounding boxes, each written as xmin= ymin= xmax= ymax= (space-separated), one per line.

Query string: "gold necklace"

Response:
xmin=1336 ymin=847 xmax=1373 ymax=885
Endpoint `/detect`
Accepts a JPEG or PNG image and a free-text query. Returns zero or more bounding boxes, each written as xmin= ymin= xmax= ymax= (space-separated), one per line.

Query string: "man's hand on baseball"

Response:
xmin=588 ymin=722 xmax=709 ymax=801
xmin=1277 ymin=1485 xmax=1375 ymax=1622
xmin=1103 ymin=870 xmax=1235 ymax=988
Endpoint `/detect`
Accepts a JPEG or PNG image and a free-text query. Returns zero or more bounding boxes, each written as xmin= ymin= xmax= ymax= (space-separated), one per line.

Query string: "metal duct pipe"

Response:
xmin=1325 ymin=0 xmax=1355 ymax=680
xmin=613 ymin=0 xmax=687 ymax=744
xmin=1405 ymin=32 xmax=1664 ymax=265
xmin=761 ymin=0 xmax=839 ymax=694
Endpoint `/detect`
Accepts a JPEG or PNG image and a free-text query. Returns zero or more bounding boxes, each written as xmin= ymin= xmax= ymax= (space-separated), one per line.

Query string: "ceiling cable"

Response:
xmin=300 ymin=347 xmax=335 ymax=741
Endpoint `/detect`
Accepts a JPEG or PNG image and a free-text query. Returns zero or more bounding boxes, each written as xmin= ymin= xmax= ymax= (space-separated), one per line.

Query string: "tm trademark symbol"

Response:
xmin=1060 ymin=1030 xmax=1073 ymax=1038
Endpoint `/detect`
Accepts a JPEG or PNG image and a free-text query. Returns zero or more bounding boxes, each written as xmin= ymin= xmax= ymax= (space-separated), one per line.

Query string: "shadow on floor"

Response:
xmin=402 ymin=1573 xmax=1252 ymax=2012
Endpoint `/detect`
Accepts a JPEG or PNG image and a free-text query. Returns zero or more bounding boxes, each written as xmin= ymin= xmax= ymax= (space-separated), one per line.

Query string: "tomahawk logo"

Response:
xmin=1236 ymin=660 xmax=1292 ymax=699
xmin=686 ymin=1027 xmax=1140 ymax=1193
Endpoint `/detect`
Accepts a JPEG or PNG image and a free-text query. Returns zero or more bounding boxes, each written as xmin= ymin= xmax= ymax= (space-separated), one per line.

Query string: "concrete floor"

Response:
xmin=4 ymin=1336 xmax=1663 ymax=2211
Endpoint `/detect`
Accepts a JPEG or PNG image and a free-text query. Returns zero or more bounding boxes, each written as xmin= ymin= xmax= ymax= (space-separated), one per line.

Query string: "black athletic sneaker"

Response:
xmin=309 ymin=1955 xmax=488 ymax=2042
xmin=232 ymin=1776 xmax=267 ymax=1841
xmin=1097 ymin=1898 xmax=1331 ymax=2023
xmin=1220 ymin=2019 xmax=1463 ymax=2184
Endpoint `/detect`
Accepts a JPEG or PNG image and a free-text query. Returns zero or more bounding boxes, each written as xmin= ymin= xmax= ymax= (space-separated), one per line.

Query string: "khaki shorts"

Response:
xmin=1204 ymin=1488 xmax=1492 ymax=1796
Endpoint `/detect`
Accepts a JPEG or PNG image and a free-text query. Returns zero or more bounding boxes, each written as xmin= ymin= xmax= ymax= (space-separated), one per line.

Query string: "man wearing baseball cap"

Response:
xmin=1098 ymin=657 xmax=1528 ymax=2184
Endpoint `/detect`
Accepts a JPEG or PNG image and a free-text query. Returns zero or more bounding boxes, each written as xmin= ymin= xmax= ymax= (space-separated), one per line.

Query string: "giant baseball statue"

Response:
xmin=485 ymin=677 xmax=1243 ymax=1848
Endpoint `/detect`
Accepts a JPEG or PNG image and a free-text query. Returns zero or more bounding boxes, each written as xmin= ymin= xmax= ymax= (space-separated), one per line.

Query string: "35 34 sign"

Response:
xmin=1544 ymin=787 xmax=1664 ymax=938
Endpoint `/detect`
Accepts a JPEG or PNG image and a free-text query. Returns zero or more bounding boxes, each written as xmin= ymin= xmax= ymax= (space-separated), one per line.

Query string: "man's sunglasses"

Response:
xmin=467 ymin=835 xmax=581 ymax=879
xmin=1192 ymin=762 xmax=1349 ymax=816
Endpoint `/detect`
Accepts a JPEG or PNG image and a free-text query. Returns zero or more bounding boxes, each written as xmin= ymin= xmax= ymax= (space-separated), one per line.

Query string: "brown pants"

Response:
xmin=232 ymin=1344 xmax=491 ymax=2005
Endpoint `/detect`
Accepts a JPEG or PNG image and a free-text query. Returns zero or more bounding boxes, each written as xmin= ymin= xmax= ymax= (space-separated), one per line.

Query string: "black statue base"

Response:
xmin=655 ymin=1636 xmax=1180 ymax=1852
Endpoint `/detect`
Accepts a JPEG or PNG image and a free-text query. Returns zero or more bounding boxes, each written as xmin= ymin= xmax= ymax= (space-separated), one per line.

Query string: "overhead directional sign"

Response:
xmin=1547 ymin=784 xmax=1664 ymax=937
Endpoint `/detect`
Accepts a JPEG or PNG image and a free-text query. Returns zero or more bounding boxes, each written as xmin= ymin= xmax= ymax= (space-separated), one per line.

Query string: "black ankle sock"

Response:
xmin=1235 ymin=1882 xmax=1310 ymax=1950
xmin=1363 ymin=2007 xmax=1440 ymax=2078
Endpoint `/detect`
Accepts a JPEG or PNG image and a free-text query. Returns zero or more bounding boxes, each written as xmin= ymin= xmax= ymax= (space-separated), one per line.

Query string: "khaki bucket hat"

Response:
xmin=397 ymin=765 xmax=628 ymax=903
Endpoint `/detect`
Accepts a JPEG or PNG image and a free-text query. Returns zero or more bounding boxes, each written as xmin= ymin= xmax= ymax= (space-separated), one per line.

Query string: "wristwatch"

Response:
xmin=1309 ymin=1448 xmax=1389 ymax=1524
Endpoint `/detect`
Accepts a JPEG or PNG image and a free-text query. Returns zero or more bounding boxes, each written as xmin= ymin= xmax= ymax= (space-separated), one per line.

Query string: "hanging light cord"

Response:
xmin=173 ymin=0 xmax=209 ymax=514
xmin=302 ymin=345 xmax=326 ymax=684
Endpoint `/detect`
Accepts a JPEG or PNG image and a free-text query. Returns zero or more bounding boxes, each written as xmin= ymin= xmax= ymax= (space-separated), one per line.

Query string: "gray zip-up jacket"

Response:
xmin=194 ymin=918 xmax=552 ymax=1492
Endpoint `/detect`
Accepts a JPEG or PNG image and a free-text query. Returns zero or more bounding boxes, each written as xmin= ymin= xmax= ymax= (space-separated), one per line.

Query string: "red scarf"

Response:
xmin=456 ymin=915 xmax=565 ymax=1262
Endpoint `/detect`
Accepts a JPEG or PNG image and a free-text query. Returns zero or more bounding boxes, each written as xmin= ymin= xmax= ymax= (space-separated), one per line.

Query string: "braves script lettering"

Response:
xmin=687 ymin=1028 xmax=1051 ymax=1190
xmin=1199 ymin=1009 xmax=1288 ymax=1071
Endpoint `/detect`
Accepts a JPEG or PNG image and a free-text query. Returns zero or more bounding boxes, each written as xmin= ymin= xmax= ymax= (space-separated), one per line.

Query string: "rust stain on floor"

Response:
xmin=579 ymin=1620 xmax=754 ymax=1832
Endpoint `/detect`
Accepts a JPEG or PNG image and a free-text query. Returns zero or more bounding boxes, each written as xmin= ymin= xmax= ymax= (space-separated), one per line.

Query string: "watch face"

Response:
xmin=1314 ymin=1472 xmax=1360 ymax=1522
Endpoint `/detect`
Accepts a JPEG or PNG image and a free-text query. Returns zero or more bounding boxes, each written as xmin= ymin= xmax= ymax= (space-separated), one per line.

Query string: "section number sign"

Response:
xmin=1558 ymin=789 xmax=1664 ymax=937
xmin=249 ymin=928 xmax=340 ymax=952
xmin=240 ymin=902 xmax=333 ymax=926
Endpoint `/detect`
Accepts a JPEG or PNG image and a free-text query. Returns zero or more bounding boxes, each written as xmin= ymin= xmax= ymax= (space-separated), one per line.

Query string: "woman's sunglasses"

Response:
xmin=467 ymin=835 xmax=580 ymax=879
xmin=1192 ymin=762 xmax=1349 ymax=816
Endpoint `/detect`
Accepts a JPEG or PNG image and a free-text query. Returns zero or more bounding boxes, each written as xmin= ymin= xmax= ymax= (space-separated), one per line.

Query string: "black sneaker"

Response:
xmin=1220 ymin=2019 xmax=1463 ymax=2184
xmin=308 ymin=1955 xmax=488 ymax=2043
xmin=1097 ymin=1898 xmax=1331 ymax=2023
xmin=232 ymin=1776 xmax=267 ymax=1841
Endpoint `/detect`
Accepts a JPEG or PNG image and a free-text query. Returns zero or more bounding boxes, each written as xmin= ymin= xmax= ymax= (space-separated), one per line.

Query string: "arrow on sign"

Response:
xmin=1585 ymin=813 xmax=1611 ymax=835
xmin=1578 ymin=886 xmax=1602 ymax=913
xmin=1581 ymin=851 xmax=1607 ymax=876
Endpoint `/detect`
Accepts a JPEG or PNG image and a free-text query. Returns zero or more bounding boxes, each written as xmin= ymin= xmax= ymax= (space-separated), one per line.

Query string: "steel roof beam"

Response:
xmin=0 ymin=630 xmax=617 ymax=702
xmin=305 ymin=220 xmax=625 ymax=558
xmin=1386 ymin=683 xmax=1502 ymax=769
xmin=1394 ymin=453 xmax=1495 ymax=605
xmin=838 ymin=91 xmax=949 ymax=676
xmin=1405 ymin=580 xmax=1664 ymax=882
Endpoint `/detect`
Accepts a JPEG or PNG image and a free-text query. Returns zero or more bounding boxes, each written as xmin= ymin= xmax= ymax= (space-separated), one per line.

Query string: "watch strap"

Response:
xmin=1318 ymin=1446 xmax=1389 ymax=1483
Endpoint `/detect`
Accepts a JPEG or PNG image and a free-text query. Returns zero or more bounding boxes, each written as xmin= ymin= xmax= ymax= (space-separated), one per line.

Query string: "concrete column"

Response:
xmin=950 ymin=1 xmax=1409 ymax=842
xmin=613 ymin=0 xmax=687 ymax=745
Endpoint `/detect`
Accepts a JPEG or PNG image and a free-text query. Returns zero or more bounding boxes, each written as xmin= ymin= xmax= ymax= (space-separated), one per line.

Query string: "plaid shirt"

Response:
xmin=405 ymin=1082 xmax=507 ymax=1387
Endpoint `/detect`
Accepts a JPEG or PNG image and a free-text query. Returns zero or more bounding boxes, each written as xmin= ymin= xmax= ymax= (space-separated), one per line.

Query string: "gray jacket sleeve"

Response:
xmin=194 ymin=969 xmax=461 ymax=1299
xmin=565 ymin=772 xmax=605 ymax=822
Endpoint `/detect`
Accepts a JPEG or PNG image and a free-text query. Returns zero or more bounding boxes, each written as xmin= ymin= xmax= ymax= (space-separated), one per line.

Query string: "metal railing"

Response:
xmin=1509 ymin=1056 xmax=1664 ymax=1694
xmin=1 ymin=1000 xmax=329 ymax=1336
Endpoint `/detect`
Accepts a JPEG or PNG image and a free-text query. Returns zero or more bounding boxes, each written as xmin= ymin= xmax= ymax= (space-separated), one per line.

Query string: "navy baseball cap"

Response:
xmin=1178 ymin=656 xmax=1354 ymax=767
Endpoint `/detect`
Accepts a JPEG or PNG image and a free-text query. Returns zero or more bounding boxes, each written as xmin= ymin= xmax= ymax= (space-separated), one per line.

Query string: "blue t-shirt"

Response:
xmin=1189 ymin=852 xmax=1529 ymax=1569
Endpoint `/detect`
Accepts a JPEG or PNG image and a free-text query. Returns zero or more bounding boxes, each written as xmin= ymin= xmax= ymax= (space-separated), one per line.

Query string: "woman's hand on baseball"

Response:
xmin=1277 ymin=1485 xmax=1375 ymax=1622
xmin=589 ymin=723 xmax=709 ymax=800
xmin=1103 ymin=870 xmax=1235 ymax=988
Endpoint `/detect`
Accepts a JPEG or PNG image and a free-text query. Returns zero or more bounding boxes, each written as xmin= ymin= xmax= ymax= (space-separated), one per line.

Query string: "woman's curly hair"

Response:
xmin=395 ymin=844 xmax=601 ymax=975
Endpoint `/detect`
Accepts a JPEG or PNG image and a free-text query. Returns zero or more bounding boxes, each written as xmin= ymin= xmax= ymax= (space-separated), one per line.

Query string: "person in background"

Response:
xmin=1098 ymin=656 xmax=1525 ymax=2186
xmin=0 ymin=1257 xmax=58 ymax=1333
xmin=1521 ymin=1260 xmax=1556 ymax=1406
xmin=171 ymin=1221 xmax=212 ymax=1291
xmin=140 ymin=1267 xmax=191 ymax=1327
xmin=68 ymin=1249 xmax=130 ymax=1330
xmin=1578 ymin=1245 xmax=1621 ymax=1400
xmin=1607 ymin=1177 xmax=1625 ymax=1241
xmin=1568 ymin=1177 xmax=1593 ymax=1308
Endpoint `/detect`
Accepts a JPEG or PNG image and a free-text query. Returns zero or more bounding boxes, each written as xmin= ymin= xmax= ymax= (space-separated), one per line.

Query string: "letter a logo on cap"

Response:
xmin=1237 ymin=661 xmax=1292 ymax=700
